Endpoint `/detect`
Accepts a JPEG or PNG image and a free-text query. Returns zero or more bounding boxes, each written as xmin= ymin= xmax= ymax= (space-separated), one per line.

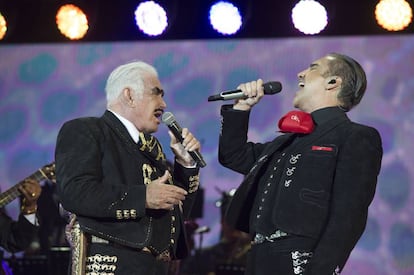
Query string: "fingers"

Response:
xmin=19 ymin=179 xmax=41 ymax=201
xmin=159 ymin=170 xmax=171 ymax=182
xmin=146 ymin=172 xmax=188 ymax=210
xmin=168 ymin=130 xmax=178 ymax=145
xmin=233 ymin=79 xmax=264 ymax=110
xmin=168 ymin=127 xmax=201 ymax=166
xmin=148 ymin=186 xmax=186 ymax=210
xmin=238 ymin=79 xmax=264 ymax=98
xmin=168 ymin=128 xmax=200 ymax=152
xmin=180 ymin=128 xmax=201 ymax=152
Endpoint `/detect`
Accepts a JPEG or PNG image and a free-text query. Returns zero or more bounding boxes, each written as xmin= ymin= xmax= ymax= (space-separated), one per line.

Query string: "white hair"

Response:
xmin=105 ymin=61 xmax=158 ymax=105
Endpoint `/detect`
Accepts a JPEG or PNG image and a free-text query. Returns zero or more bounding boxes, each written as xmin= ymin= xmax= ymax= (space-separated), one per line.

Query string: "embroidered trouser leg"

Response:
xmin=245 ymin=236 xmax=316 ymax=275
xmin=86 ymin=243 xmax=169 ymax=275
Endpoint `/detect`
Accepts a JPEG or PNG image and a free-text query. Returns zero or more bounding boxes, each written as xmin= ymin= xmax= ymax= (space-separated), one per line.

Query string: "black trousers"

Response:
xmin=245 ymin=236 xmax=316 ymax=275
xmin=85 ymin=243 xmax=169 ymax=275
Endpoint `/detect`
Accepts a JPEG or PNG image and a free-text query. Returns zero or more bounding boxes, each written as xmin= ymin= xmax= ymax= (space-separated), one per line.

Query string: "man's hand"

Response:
xmin=19 ymin=179 xmax=41 ymax=215
xmin=169 ymin=128 xmax=201 ymax=167
xmin=233 ymin=79 xmax=265 ymax=111
xmin=145 ymin=170 xmax=188 ymax=210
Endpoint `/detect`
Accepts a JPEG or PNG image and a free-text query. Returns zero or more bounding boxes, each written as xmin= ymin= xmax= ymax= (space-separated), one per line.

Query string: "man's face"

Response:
xmin=293 ymin=55 xmax=332 ymax=112
xmin=132 ymin=74 xmax=166 ymax=133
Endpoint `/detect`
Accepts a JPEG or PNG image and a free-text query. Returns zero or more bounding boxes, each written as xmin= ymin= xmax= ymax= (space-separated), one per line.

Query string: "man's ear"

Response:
xmin=326 ymin=77 xmax=341 ymax=90
xmin=122 ymin=88 xmax=135 ymax=106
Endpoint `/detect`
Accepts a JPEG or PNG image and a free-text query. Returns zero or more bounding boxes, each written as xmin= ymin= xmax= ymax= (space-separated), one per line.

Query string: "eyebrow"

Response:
xmin=151 ymin=87 xmax=164 ymax=96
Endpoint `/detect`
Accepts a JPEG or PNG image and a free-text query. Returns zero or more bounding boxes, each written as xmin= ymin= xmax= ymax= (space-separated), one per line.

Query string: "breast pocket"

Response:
xmin=296 ymin=144 xmax=338 ymax=192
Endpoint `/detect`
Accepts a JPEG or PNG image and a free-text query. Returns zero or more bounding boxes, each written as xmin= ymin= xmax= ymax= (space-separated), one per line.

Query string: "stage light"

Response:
xmin=291 ymin=0 xmax=328 ymax=35
xmin=375 ymin=0 xmax=413 ymax=31
xmin=135 ymin=1 xmax=168 ymax=36
xmin=0 ymin=12 xmax=6 ymax=40
xmin=209 ymin=1 xmax=243 ymax=35
xmin=56 ymin=4 xmax=89 ymax=40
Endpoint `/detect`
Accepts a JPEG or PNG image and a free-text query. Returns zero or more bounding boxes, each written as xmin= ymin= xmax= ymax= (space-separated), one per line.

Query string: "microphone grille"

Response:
xmin=161 ymin=112 xmax=175 ymax=125
xmin=264 ymin=81 xmax=282 ymax=95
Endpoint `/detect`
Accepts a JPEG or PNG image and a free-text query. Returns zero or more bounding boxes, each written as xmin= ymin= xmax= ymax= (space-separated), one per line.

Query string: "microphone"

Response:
xmin=194 ymin=226 xmax=210 ymax=234
xmin=162 ymin=112 xmax=207 ymax=168
xmin=208 ymin=81 xmax=282 ymax=101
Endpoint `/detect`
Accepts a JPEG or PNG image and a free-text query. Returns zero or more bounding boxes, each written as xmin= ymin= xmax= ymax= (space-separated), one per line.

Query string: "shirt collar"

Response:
xmin=107 ymin=109 xmax=140 ymax=143
xmin=311 ymin=106 xmax=345 ymax=126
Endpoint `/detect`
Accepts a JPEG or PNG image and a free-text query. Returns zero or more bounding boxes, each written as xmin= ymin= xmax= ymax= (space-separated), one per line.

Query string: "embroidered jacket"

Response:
xmin=55 ymin=111 xmax=200 ymax=259
xmin=218 ymin=105 xmax=382 ymax=274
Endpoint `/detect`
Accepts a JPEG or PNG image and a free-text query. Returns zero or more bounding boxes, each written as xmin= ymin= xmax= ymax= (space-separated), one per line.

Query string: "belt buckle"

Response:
xmin=253 ymin=234 xmax=265 ymax=244
xmin=253 ymin=230 xmax=288 ymax=245
xmin=156 ymin=250 xmax=171 ymax=262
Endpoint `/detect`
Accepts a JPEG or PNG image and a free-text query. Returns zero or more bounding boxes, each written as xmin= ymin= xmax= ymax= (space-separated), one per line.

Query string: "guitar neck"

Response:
xmin=0 ymin=169 xmax=48 ymax=208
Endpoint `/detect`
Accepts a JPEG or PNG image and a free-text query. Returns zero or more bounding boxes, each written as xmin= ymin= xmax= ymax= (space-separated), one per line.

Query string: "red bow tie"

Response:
xmin=278 ymin=110 xmax=315 ymax=134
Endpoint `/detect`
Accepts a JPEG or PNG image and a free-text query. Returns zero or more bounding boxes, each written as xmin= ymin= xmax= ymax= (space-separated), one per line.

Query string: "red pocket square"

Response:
xmin=312 ymin=146 xmax=333 ymax=152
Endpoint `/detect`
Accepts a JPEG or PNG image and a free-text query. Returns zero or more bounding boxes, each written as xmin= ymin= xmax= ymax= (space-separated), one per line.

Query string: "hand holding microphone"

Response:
xmin=207 ymin=80 xmax=282 ymax=101
xmin=162 ymin=112 xmax=206 ymax=168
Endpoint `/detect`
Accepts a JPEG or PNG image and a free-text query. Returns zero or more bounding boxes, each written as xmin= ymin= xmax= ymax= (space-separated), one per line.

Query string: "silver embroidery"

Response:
xmin=285 ymin=179 xmax=292 ymax=187
xmin=294 ymin=265 xmax=305 ymax=275
xmin=291 ymin=251 xmax=313 ymax=275
xmin=286 ymin=167 xmax=296 ymax=176
xmin=65 ymin=213 xmax=87 ymax=275
xmin=289 ymin=154 xmax=302 ymax=164
xmin=86 ymin=253 xmax=117 ymax=275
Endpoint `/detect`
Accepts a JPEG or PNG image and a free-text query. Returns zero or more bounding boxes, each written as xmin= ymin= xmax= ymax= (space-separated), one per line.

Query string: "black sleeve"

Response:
xmin=0 ymin=212 xmax=38 ymax=253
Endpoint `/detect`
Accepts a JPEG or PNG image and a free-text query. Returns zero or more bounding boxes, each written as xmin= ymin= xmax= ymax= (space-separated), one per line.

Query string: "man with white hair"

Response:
xmin=55 ymin=61 xmax=202 ymax=274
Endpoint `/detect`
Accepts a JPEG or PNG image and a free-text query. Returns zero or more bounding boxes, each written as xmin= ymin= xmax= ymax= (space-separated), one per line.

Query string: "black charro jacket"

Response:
xmin=55 ymin=111 xmax=200 ymax=259
xmin=218 ymin=105 xmax=382 ymax=274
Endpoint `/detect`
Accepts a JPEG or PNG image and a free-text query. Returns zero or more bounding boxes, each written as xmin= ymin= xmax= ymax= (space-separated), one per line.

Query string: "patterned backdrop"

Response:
xmin=1 ymin=35 xmax=414 ymax=274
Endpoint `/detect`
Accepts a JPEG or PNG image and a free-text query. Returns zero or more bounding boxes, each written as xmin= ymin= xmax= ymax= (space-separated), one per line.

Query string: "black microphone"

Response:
xmin=207 ymin=81 xmax=282 ymax=101
xmin=162 ymin=112 xmax=207 ymax=168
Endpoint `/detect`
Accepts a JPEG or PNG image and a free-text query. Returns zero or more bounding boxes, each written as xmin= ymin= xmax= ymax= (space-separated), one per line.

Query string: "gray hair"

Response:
xmin=105 ymin=61 xmax=158 ymax=104
xmin=326 ymin=53 xmax=367 ymax=112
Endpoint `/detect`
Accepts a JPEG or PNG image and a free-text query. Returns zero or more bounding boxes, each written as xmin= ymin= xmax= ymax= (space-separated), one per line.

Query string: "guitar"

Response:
xmin=0 ymin=162 xmax=56 ymax=208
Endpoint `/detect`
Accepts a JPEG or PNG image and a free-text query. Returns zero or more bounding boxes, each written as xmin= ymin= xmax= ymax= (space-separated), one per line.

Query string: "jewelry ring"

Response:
xmin=31 ymin=192 xmax=36 ymax=197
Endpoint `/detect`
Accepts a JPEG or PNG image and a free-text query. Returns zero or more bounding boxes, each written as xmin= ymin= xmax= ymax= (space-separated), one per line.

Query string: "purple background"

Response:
xmin=1 ymin=35 xmax=414 ymax=274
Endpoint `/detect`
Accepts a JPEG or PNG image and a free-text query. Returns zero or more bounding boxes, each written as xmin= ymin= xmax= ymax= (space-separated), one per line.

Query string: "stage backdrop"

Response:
xmin=1 ymin=35 xmax=414 ymax=275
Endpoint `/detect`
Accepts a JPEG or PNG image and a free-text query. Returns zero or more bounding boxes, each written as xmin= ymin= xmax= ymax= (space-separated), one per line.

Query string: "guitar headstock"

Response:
xmin=39 ymin=162 xmax=56 ymax=183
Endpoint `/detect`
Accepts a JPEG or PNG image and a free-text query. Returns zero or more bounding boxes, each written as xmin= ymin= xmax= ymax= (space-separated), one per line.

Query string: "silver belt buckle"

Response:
xmin=253 ymin=230 xmax=288 ymax=244
xmin=269 ymin=229 xmax=288 ymax=239
xmin=253 ymin=234 xmax=266 ymax=244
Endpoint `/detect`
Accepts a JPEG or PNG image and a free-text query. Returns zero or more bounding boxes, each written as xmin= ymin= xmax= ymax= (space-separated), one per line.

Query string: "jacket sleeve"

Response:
xmin=0 ymin=212 xmax=38 ymax=252
xmin=172 ymin=161 xmax=200 ymax=219
xmin=55 ymin=119 xmax=147 ymax=219
xmin=305 ymin=126 xmax=383 ymax=274
xmin=218 ymin=105 xmax=268 ymax=175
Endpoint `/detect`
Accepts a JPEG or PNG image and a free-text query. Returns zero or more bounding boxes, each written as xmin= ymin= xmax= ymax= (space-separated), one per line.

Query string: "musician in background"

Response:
xmin=180 ymin=189 xmax=251 ymax=275
xmin=0 ymin=178 xmax=41 ymax=252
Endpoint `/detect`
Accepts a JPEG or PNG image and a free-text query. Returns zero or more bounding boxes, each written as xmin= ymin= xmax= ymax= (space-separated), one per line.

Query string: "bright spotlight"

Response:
xmin=291 ymin=0 xmax=328 ymax=35
xmin=209 ymin=1 xmax=243 ymax=35
xmin=56 ymin=4 xmax=89 ymax=40
xmin=0 ymin=12 xmax=6 ymax=40
xmin=375 ymin=0 xmax=413 ymax=31
xmin=135 ymin=1 xmax=168 ymax=36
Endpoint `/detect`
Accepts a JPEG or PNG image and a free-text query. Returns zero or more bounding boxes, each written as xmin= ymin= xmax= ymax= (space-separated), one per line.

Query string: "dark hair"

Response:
xmin=326 ymin=53 xmax=367 ymax=112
